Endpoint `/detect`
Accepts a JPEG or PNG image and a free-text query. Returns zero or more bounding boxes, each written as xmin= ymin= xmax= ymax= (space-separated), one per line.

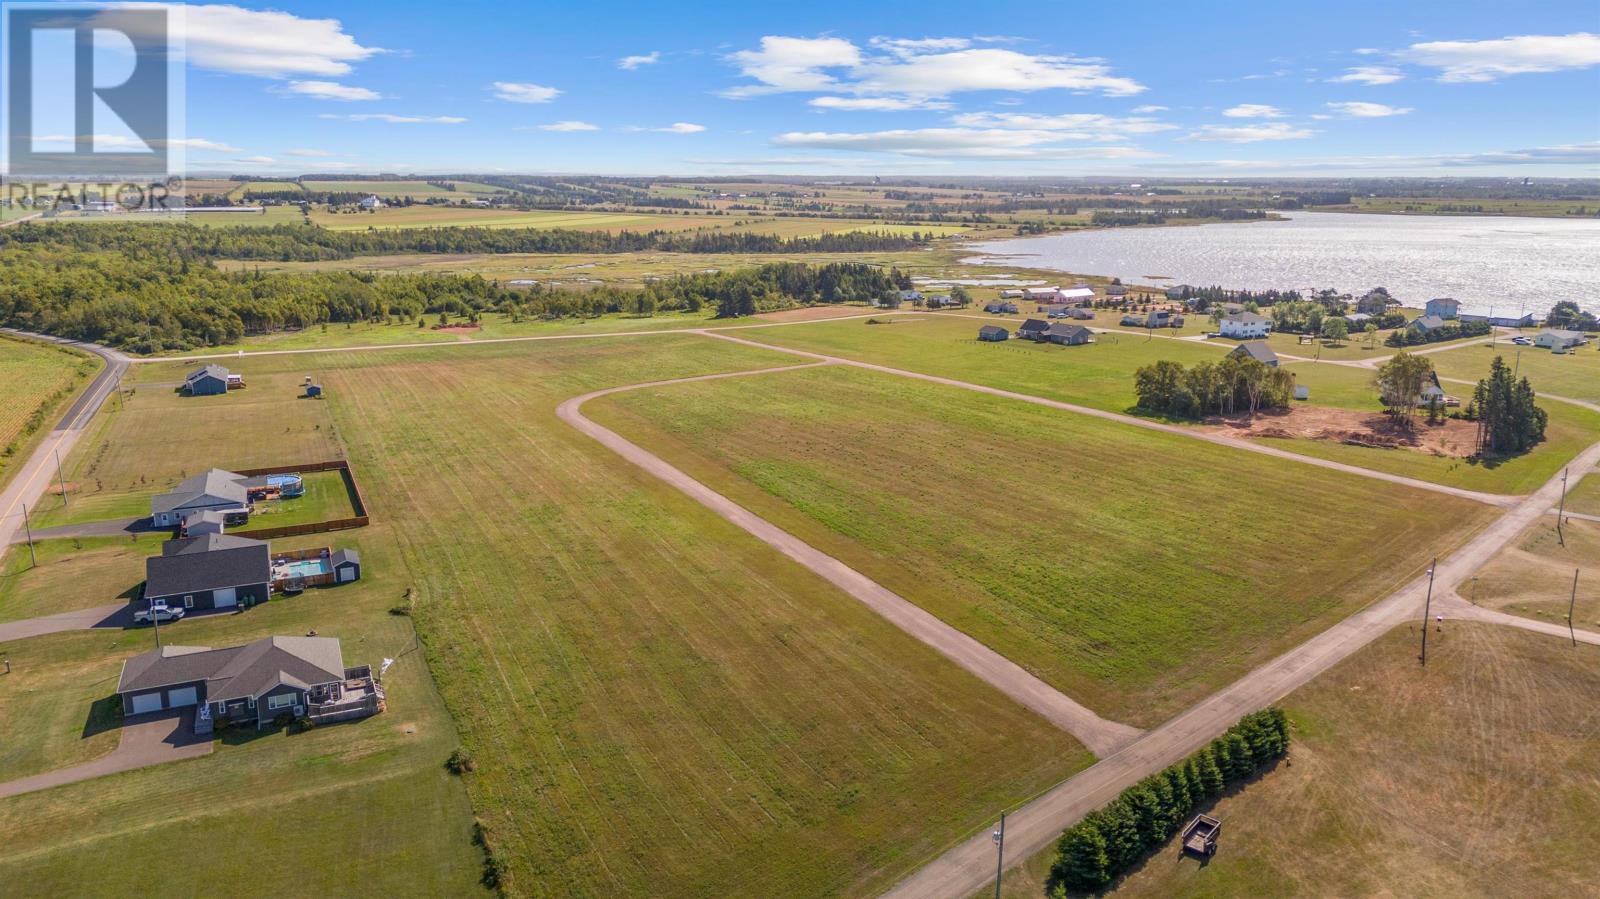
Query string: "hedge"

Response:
xmin=1047 ymin=708 xmax=1291 ymax=895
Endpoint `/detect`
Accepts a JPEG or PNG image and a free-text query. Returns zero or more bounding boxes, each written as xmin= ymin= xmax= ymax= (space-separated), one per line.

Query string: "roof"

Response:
xmin=1018 ymin=318 xmax=1050 ymax=331
xmin=145 ymin=535 xmax=270 ymax=598
xmin=1059 ymin=287 xmax=1095 ymax=299
xmin=182 ymin=510 xmax=228 ymax=526
xmin=185 ymin=364 xmax=230 ymax=384
xmin=1049 ymin=324 xmax=1093 ymax=340
xmin=1223 ymin=311 xmax=1270 ymax=325
xmin=1229 ymin=341 xmax=1280 ymax=365
xmin=331 ymin=548 xmax=360 ymax=568
xmin=151 ymin=469 xmax=248 ymax=515
xmin=1427 ymin=297 xmax=1460 ymax=307
xmin=117 ymin=636 xmax=345 ymax=701
xmin=1411 ymin=315 xmax=1447 ymax=329
xmin=1539 ymin=328 xmax=1585 ymax=340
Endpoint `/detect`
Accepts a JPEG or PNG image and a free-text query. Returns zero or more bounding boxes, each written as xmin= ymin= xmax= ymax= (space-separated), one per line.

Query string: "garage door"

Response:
xmin=131 ymin=692 xmax=164 ymax=714
xmin=167 ymin=686 xmax=199 ymax=707
xmin=213 ymin=587 xmax=237 ymax=608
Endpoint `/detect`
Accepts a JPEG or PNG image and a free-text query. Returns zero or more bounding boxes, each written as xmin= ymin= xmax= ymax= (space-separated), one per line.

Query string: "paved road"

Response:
xmin=700 ymin=330 xmax=1518 ymax=508
xmin=7 ymin=516 xmax=156 ymax=544
xmin=0 ymin=331 xmax=130 ymax=551
xmin=881 ymin=433 xmax=1600 ymax=899
xmin=0 ymin=602 xmax=130 ymax=641
xmin=1439 ymin=593 xmax=1600 ymax=647
xmin=557 ymin=361 xmax=1145 ymax=758
xmin=0 ymin=710 xmax=211 ymax=800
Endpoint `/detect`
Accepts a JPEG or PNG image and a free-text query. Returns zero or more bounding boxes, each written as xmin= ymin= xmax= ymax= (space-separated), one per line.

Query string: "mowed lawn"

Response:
xmin=253 ymin=337 xmax=1087 ymax=897
xmin=997 ymin=624 xmax=1600 ymax=898
xmin=1565 ymin=467 xmax=1600 ymax=515
xmin=1430 ymin=341 xmax=1600 ymax=405
xmin=587 ymin=364 xmax=1496 ymax=726
xmin=1463 ymin=516 xmax=1600 ymax=629
xmin=0 ymin=335 xmax=99 ymax=488
xmin=0 ymin=535 xmax=145 ymax=622
xmin=0 ymin=526 xmax=485 ymax=896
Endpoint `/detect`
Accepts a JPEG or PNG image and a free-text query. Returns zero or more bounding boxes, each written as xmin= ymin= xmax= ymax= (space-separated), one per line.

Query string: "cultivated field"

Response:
xmin=587 ymin=363 xmax=1496 ymax=725
xmin=0 ymin=336 xmax=99 ymax=489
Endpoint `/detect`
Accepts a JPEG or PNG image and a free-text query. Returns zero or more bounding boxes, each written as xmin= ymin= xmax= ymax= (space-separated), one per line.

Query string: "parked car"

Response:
xmin=1511 ymin=336 xmax=1532 ymax=345
xmin=133 ymin=599 xmax=186 ymax=625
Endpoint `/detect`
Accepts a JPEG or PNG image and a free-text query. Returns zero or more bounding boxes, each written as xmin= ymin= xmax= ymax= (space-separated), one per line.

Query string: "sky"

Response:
xmin=29 ymin=0 xmax=1600 ymax=176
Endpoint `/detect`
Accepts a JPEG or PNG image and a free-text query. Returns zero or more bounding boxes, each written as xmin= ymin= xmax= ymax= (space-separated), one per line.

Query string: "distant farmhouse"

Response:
xmin=1227 ymin=341 xmax=1280 ymax=367
xmin=358 ymin=195 xmax=384 ymax=210
xmin=1219 ymin=311 xmax=1272 ymax=339
xmin=1424 ymin=297 xmax=1460 ymax=320
xmin=183 ymin=364 xmax=240 ymax=396
xmin=1356 ymin=291 xmax=1394 ymax=315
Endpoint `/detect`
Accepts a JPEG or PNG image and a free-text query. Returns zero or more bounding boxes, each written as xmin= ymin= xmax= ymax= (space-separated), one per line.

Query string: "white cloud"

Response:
xmin=108 ymin=4 xmax=383 ymax=78
xmin=538 ymin=121 xmax=600 ymax=132
xmin=809 ymin=96 xmax=951 ymax=111
xmin=322 ymin=113 xmax=467 ymax=124
xmin=1400 ymin=32 xmax=1600 ymax=82
xmin=1222 ymin=104 xmax=1284 ymax=118
xmin=286 ymin=148 xmax=333 ymax=157
xmin=773 ymin=127 xmax=1159 ymax=159
xmin=628 ymin=122 xmax=707 ymax=133
xmin=1131 ymin=104 xmax=1168 ymax=113
xmin=1326 ymin=101 xmax=1412 ymax=117
xmin=1182 ymin=123 xmax=1315 ymax=143
xmin=235 ymin=155 xmax=277 ymax=164
xmin=948 ymin=112 xmax=1176 ymax=140
xmin=724 ymin=35 xmax=1144 ymax=101
xmin=1353 ymin=48 xmax=1381 ymax=56
xmin=1330 ymin=66 xmax=1403 ymax=85
xmin=33 ymin=135 xmax=242 ymax=152
xmin=491 ymin=82 xmax=562 ymax=103
xmin=618 ymin=51 xmax=660 ymax=70
xmin=286 ymin=80 xmax=380 ymax=101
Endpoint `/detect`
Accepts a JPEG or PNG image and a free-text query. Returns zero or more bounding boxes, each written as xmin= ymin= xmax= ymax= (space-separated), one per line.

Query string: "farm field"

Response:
xmin=1341 ymin=196 xmax=1600 ymax=217
xmin=183 ymin=337 xmax=1094 ymax=897
xmin=0 ymin=335 xmax=100 ymax=490
xmin=308 ymin=205 xmax=730 ymax=232
xmin=303 ymin=179 xmax=508 ymax=198
xmin=43 ymin=205 xmax=307 ymax=227
xmin=1430 ymin=341 xmax=1600 ymax=404
xmin=0 ymin=526 xmax=485 ymax=896
xmin=1462 ymin=516 xmax=1600 ymax=629
xmin=226 ymin=180 xmax=303 ymax=198
xmin=587 ymin=363 xmax=1495 ymax=725
xmin=995 ymin=623 xmax=1600 ymax=898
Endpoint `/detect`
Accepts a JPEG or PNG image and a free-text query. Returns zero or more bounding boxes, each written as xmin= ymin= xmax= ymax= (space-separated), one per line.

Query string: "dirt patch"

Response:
xmin=752 ymin=305 xmax=874 ymax=323
xmin=1207 ymin=405 xmax=1478 ymax=458
xmin=430 ymin=324 xmax=481 ymax=333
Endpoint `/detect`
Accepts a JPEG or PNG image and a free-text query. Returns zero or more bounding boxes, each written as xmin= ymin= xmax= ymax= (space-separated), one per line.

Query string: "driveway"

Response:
xmin=0 ymin=709 xmax=212 ymax=800
xmin=0 ymin=602 xmax=130 ymax=641
xmin=8 ymin=516 xmax=158 ymax=544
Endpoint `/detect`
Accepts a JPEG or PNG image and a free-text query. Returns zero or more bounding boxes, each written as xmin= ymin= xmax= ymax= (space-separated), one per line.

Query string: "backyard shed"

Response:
xmin=331 ymin=549 xmax=362 ymax=583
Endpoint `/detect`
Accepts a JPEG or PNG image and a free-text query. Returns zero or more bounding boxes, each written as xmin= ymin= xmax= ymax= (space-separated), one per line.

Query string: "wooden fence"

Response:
xmin=231 ymin=459 xmax=370 ymax=540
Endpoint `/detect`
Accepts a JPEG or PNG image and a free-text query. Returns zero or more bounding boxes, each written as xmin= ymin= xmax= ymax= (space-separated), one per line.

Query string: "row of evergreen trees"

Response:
xmin=1384 ymin=319 xmax=1491 ymax=346
xmin=1047 ymin=709 xmax=1291 ymax=895
xmin=1470 ymin=356 xmax=1548 ymax=455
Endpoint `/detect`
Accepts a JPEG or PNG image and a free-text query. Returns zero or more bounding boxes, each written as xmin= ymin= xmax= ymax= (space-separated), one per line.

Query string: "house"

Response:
xmin=1017 ymin=319 xmax=1052 ymax=340
xmin=1424 ymin=297 xmax=1460 ymax=320
xmin=998 ymin=289 xmax=1024 ymax=299
xmin=1460 ymin=312 xmax=1537 ymax=328
xmin=984 ymin=301 xmax=1018 ymax=314
xmin=1220 ymin=302 xmax=1246 ymax=316
xmin=183 ymin=364 xmax=231 ymax=396
xmin=1022 ymin=286 xmax=1060 ymax=302
xmin=1344 ymin=312 xmax=1373 ymax=326
xmin=151 ymin=469 xmax=250 ymax=528
xmin=1408 ymin=314 xmax=1448 ymax=333
xmin=1105 ymin=284 xmax=1129 ymax=297
xmin=1120 ymin=313 xmax=1144 ymax=327
xmin=978 ymin=325 xmax=1010 ymax=342
xmin=331 ymin=548 xmax=362 ymax=584
xmin=1219 ymin=311 xmax=1272 ymax=339
xmin=898 ymin=289 xmax=924 ymax=304
xmin=1534 ymin=328 xmax=1588 ymax=350
xmin=1227 ymin=341 xmax=1280 ymax=367
xmin=143 ymin=534 xmax=271 ymax=612
xmin=1046 ymin=324 xmax=1094 ymax=346
xmin=115 ymin=635 xmax=383 ymax=731
xmin=1041 ymin=304 xmax=1071 ymax=318
xmin=180 ymin=510 xmax=228 ymax=538
xmin=1067 ymin=307 xmax=1095 ymax=320
xmin=358 ymin=195 xmax=383 ymax=210
xmin=926 ymin=294 xmax=954 ymax=308
xmin=1356 ymin=291 xmax=1392 ymax=315
xmin=1164 ymin=285 xmax=1190 ymax=300
xmin=1057 ymin=287 xmax=1095 ymax=305
xmin=1141 ymin=310 xmax=1183 ymax=329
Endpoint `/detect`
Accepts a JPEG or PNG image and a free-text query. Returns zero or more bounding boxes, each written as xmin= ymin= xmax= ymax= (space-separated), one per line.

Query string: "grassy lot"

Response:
xmin=29 ymin=366 xmax=343 ymax=528
xmin=1564 ymin=467 xmax=1600 ymax=515
xmin=996 ymin=623 xmax=1600 ymax=898
xmin=0 ymin=526 xmax=486 ymax=896
xmin=228 ymin=180 xmax=304 ymax=197
xmin=1429 ymin=341 xmax=1600 ymax=405
xmin=588 ymin=363 xmax=1495 ymax=726
xmin=240 ymin=469 xmax=358 ymax=529
xmin=0 ymin=335 xmax=100 ymax=489
xmin=1252 ymin=329 xmax=1480 ymax=363
xmin=0 ymin=536 xmax=145 ymax=622
xmin=181 ymin=337 xmax=1091 ymax=897
xmin=1461 ymin=517 xmax=1600 ymax=630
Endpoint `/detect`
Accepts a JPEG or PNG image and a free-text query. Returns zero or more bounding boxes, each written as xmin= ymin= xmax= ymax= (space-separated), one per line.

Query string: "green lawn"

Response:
xmin=588 ymin=363 xmax=1496 ymax=726
xmin=1564 ymin=467 xmax=1600 ymax=515
xmin=1430 ymin=341 xmax=1600 ymax=405
xmin=0 ymin=536 xmax=146 ymax=622
xmin=238 ymin=469 xmax=357 ymax=530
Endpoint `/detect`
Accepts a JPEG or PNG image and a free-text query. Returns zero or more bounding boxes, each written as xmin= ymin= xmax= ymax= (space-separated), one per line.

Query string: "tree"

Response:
xmin=1195 ymin=747 xmax=1225 ymax=797
xmin=949 ymin=284 xmax=971 ymax=306
xmin=1474 ymin=356 xmax=1548 ymax=455
xmin=1322 ymin=316 xmax=1349 ymax=345
xmin=1049 ymin=821 xmax=1111 ymax=893
xmin=1133 ymin=360 xmax=1192 ymax=416
xmin=1373 ymin=351 xmax=1433 ymax=431
xmin=1364 ymin=322 xmax=1379 ymax=348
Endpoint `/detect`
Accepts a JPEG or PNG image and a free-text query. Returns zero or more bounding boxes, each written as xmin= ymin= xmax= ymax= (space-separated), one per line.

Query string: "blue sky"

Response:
xmin=96 ymin=1 xmax=1600 ymax=175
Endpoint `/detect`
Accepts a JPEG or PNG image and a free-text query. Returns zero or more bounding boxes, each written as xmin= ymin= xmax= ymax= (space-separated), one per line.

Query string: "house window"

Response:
xmin=183 ymin=595 xmax=194 ymax=608
xmin=266 ymin=694 xmax=297 ymax=711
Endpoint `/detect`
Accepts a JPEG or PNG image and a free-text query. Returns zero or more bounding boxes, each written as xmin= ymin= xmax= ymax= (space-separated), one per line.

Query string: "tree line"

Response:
xmin=1133 ymin=356 xmax=1297 ymax=418
xmin=1048 ymin=708 xmax=1291 ymax=895
xmin=1384 ymin=318 xmax=1491 ymax=347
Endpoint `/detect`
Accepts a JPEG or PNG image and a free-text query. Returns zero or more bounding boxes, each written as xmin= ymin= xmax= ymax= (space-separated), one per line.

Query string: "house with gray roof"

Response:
xmin=1534 ymin=328 xmax=1587 ymax=350
xmin=184 ymin=364 xmax=233 ymax=396
xmin=1046 ymin=324 xmax=1094 ymax=346
xmin=1017 ymin=318 xmax=1052 ymax=340
xmin=1408 ymin=314 xmax=1448 ymax=333
xmin=181 ymin=509 xmax=229 ymax=537
xmin=144 ymin=534 xmax=271 ymax=611
xmin=1424 ymin=297 xmax=1460 ymax=320
xmin=1219 ymin=311 xmax=1272 ymax=339
xmin=1227 ymin=341 xmax=1280 ymax=367
xmin=151 ymin=469 xmax=250 ymax=527
xmin=977 ymin=325 xmax=1010 ymax=342
xmin=116 ymin=635 xmax=382 ymax=731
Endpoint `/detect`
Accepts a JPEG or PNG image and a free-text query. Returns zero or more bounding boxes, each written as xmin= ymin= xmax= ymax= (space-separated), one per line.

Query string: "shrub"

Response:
xmin=272 ymin=711 xmax=295 ymax=729
xmin=446 ymin=747 xmax=477 ymax=774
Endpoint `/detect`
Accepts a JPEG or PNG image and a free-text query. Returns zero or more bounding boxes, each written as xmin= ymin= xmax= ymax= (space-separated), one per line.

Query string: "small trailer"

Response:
xmin=1181 ymin=814 xmax=1221 ymax=857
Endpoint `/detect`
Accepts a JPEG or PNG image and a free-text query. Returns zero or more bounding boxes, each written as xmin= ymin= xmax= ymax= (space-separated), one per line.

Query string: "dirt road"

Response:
xmin=557 ymin=361 xmax=1145 ymax=758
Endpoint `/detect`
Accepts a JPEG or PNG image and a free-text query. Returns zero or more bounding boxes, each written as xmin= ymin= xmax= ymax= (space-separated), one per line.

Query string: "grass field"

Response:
xmin=227 ymin=180 xmax=304 ymax=198
xmin=0 ymin=536 xmax=145 ymax=622
xmin=1429 ymin=341 xmax=1600 ymax=405
xmin=1462 ymin=516 xmax=1600 ymax=629
xmin=994 ymin=623 xmax=1600 ymax=898
xmin=309 ymin=205 xmax=727 ymax=232
xmin=0 ymin=335 xmax=99 ymax=490
xmin=1564 ymin=467 xmax=1600 ymax=515
xmin=303 ymin=179 xmax=508 ymax=198
xmin=588 ymin=363 xmax=1495 ymax=726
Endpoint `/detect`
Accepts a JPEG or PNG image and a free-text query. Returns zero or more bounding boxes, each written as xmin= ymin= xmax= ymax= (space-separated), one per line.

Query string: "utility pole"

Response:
xmin=21 ymin=503 xmax=36 ymax=568
xmin=54 ymin=448 xmax=68 ymax=508
xmin=1556 ymin=467 xmax=1569 ymax=546
xmin=992 ymin=812 xmax=1007 ymax=899
xmin=1568 ymin=566 xmax=1580 ymax=643
xmin=151 ymin=594 xmax=162 ymax=649
xmin=1420 ymin=557 xmax=1437 ymax=666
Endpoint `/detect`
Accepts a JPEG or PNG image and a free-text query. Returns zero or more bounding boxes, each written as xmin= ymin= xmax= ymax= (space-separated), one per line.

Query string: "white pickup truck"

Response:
xmin=133 ymin=599 xmax=186 ymax=625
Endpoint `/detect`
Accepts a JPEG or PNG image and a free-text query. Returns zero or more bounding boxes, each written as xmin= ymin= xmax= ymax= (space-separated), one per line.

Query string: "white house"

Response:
xmin=1219 ymin=311 xmax=1272 ymax=339
xmin=1534 ymin=329 xmax=1588 ymax=350
xmin=1057 ymin=287 xmax=1095 ymax=305
xmin=358 ymin=195 xmax=384 ymax=210
xmin=1022 ymin=286 xmax=1060 ymax=302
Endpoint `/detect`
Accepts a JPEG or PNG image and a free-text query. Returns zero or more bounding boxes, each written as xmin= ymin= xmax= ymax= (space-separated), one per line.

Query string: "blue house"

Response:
xmin=1424 ymin=297 xmax=1460 ymax=320
xmin=184 ymin=364 xmax=231 ymax=396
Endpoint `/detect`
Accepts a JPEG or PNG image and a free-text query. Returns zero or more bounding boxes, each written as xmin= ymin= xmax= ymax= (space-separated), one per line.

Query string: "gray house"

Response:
xmin=115 ymin=636 xmax=382 ymax=731
xmin=1408 ymin=314 xmax=1448 ymax=333
xmin=180 ymin=510 xmax=228 ymax=537
xmin=144 ymin=534 xmax=271 ymax=611
xmin=331 ymin=548 xmax=362 ymax=583
xmin=184 ymin=364 xmax=231 ymax=396
xmin=1227 ymin=341 xmax=1280 ymax=367
xmin=1047 ymin=324 xmax=1094 ymax=346
xmin=978 ymin=325 xmax=1010 ymax=342
xmin=1017 ymin=319 xmax=1052 ymax=340
xmin=151 ymin=469 xmax=250 ymax=528
xmin=1424 ymin=297 xmax=1460 ymax=320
